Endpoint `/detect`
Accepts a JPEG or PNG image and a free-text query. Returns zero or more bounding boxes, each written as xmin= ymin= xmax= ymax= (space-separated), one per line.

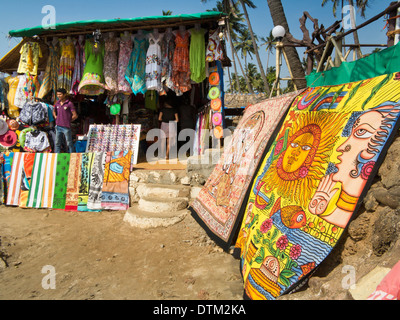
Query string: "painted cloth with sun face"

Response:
xmin=235 ymin=73 xmax=400 ymax=300
xmin=190 ymin=91 xmax=302 ymax=249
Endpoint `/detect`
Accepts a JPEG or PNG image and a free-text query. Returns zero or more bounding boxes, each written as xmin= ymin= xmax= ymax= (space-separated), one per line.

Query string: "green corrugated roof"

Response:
xmin=9 ymin=12 xmax=225 ymax=38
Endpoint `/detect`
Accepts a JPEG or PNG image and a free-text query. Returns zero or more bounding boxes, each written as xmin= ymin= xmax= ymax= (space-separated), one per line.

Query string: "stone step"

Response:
xmin=138 ymin=196 xmax=189 ymax=213
xmin=135 ymin=183 xmax=191 ymax=199
xmin=123 ymin=205 xmax=189 ymax=229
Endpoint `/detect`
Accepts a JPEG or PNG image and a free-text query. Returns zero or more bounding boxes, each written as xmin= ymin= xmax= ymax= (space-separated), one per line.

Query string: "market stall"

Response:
xmin=0 ymin=11 xmax=230 ymax=210
xmin=0 ymin=12 xmax=229 ymax=158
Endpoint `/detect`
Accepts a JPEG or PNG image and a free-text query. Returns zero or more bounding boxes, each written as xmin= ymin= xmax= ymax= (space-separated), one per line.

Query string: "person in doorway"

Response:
xmin=158 ymin=96 xmax=179 ymax=159
xmin=177 ymin=92 xmax=196 ymax=157
xmin=53 ymin=88 xmax=78 ymax=153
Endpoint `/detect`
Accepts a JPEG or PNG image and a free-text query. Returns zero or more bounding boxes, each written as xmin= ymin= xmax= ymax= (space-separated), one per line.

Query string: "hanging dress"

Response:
xmin=172 ymin=31 xmax=191 ymax=95
xmin=189 ymin=28 xmax=207 ymax=83
xmin=145 ymin=33 xmax=163 ymax=92
xmin=70 ymin=39 xmax=86 ymax=95
xmin=117 ymin=36 xmax=133 ymax=94
xmin=6 ymin=76 xmax=20 ymax=118
xmin=104 ymin=37 xmax=119 ymax=93
xmin=125 ymin=37 xmax=149 ymax=95
xmin=160 ymin=30 xmax=179 ymax=95
xmin=38 ymin=43 xmax=60 ymax=103
xmin=17 ymin=42 xmax=42 ymax=76
xmin=58 ymin=39 xmax=76 ymax=93
xmin=78 ymin=39 xmax=105 ymax=96
xmin=206 ymin=29 xmax=224 ymax=62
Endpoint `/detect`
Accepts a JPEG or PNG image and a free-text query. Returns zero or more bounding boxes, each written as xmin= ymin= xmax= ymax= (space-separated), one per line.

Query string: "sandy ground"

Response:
xmin=0 ymin=206 xmax=244 ymax=300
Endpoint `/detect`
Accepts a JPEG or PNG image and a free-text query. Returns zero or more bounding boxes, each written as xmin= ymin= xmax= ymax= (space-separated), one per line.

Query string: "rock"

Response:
xmin=363 ymin=191 xmax=379 ymax=212
xmin=180 ymin=176 xmax=191 ymax=186
xmin=138 ymin=197 xmax=189 ymax=213
xmin=372 ymin=207 xmax=400 ymax=256
xmin=190 ymin=186 xmax=202 ymax=200
xmin=378 ymin=137 xmax=400 ymax=189
xmin=349 ymin=266 xmax=391 ymax=300
xmin=370 ymin=187 xmax=400 ymax=209
xmin=348 ymin=215 xmax=370 ymax=242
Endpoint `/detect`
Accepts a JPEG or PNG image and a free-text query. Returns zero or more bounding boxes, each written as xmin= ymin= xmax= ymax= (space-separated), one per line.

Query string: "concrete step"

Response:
xmin=138 ymin=196 xmax=189 ymax=213
xmin=135 ymin=183 xmax=191 ymax=199
xmin=123 ymin=204 xmax=189 ymax=229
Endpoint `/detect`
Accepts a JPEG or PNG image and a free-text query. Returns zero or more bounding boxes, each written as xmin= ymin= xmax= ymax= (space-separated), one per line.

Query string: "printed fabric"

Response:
xmin=87 ymin=152 xmax=106 ymax=211
xmin=65 ymin=153 xmax=82 ymax=211
xmin=235 ymin=73 xmax=400 ymax=300
xmin=104 ymin=37 xmax=119 ymax=93
xmin=191 ymin=91 xmax=301 ymax=249
xmin=70 ymin=39 xmax=86 ymax=95
xmin=172 ymin=31 xmax=191 ymax=95
xmin=145 ymin=33 xmax=163 ymax=92
xmin=6 ymin=76 xmax=20 ymax=118
xmin=117 ymin=36 xmax=133 ymax=93
xmin=17 ymin=42 xmax=42 ymax=76
xmin=78 ymin=153 xmax=95 ymax=212
xmin=58 ymin=39 xmax=76 ymax=93
xmin=38 ymin=43 xmax=60 ymax=103
xmin=125 ymin=37 xmax=149 ymax=95
xmin=52 ymin=153 xmax=70 ymax=209
xmin=206 ymin=29 xmax=224 ymax=62
xmin=160 ymin=31 xmax=179 ymax=95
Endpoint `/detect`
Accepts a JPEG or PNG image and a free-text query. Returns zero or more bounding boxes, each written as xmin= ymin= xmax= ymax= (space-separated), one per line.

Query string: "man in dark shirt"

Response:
xmin=158 ymin=97 xmax=179 ymax=159
xmin=53 ymin=88 xmax=78 ymax=153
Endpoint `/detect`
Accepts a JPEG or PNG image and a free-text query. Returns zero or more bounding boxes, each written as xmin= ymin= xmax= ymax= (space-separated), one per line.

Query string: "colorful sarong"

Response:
xmin=65 ymin=153 xmax=82 ymax=211
xmin=87 ymin=152 xmax=106 ymax=211
xmin=101 ymin=150 xmax=132 ymax=211
xmin=6 ymin=152 xmax=25 ymax=206
xmin=27 ymin=153 xmax=58 ymax=208
xmin=78 ymin=153 xmax=95 ymax=212
xmin=190 ymin=91 xmax=302 ymax=250
xmin=52 ymin=153 xmax=71 ymax=209
xmin=235 ymin=73 xmax=400 ymax=300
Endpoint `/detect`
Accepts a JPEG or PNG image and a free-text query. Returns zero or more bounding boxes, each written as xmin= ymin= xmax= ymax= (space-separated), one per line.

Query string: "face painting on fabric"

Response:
xmin=235 ymin=73 xmax=400 ymax=300
xmin=190 ymin=91 xmax=302 ymax=249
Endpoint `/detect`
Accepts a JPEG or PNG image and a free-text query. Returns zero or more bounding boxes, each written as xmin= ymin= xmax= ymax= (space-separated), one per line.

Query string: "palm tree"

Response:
xmin=162 ymin=10 xmax=173 ymax=16
xmin=321 ymin=0 xmax=370 ymax=59
xmin=260 ymin=31 xmax=275 ymax=75
xmin=234 ymin=29 xmax=256 ymax=68
xmin=266 ymin=0 xmax=307 ymax=89
xmin=238 ymin=0 xmax=271 ymax=95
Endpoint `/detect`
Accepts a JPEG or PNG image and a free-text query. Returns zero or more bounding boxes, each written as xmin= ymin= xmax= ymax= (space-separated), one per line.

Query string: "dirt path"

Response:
xmin=0 ymin=206 xmax=243 ymax=300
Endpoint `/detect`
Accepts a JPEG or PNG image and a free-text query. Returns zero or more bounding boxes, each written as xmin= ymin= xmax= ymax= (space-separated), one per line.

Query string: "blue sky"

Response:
xmin=0 ymin=0 xmax=393 ymax=79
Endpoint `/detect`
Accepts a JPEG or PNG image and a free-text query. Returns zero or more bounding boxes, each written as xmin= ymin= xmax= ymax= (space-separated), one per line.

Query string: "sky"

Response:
xmin=0 ymin=0 xmax=394 ymax=81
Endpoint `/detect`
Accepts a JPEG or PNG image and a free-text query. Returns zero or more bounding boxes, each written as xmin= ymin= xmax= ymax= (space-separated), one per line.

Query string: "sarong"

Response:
xmin=78 ymin=153 xmax=95 ymax=212
xmin=235 ymin=73 xmax=400 ymax=300
xmin=6 ymin=152 xmax=25 ymax=206
xmin=65 ymin=153 xmax=82 ymax=211
xmin=190 ymin=91 xmax=302 ymax=250
xmin=52 ymin=153 xmax=71 ymax=209
xmin=87 ymin=152 xmax=106 ymax=211
xmin=101 ymin=150 xmax=132 ymax=211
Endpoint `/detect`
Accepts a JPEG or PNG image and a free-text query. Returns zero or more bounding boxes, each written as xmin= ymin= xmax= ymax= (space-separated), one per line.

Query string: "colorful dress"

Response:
xmin=38 ymin=43 xmax=60 ymax=103
xmin=70 ymin=39 xmax=86 ymax=95
xmin=78 ymin=39 xmax=105 ymax=96
xmin=160 ymin=30 xmax=179 ymax=95
xmin=18 ymin=42 xmax=42 ymax=76
xmin=118 ymin=36 xmax=133 ymax=93
xmin=189 ymin=28 xmax=207 ymax=83
xmin=6 ymin=76 xmax=20 ymax=118
xmin=104 ymin=37 xmax=119 ymax=93
xmin=172 ymin=31 xmax=191 ymax=94
xmin=125 ymin=37 xmax=149 ymax=95
xmin=58 ymin=39 xmax=76 ymax=93
xmin=206 ymin=29 xmax=224 ymax=62
xmin=145 ymin=33 xmax=163 ymax=92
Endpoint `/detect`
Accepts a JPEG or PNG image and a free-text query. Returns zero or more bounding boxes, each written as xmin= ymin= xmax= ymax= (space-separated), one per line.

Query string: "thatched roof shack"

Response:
xmin=0 ymin=11 xmax=229 ymax=73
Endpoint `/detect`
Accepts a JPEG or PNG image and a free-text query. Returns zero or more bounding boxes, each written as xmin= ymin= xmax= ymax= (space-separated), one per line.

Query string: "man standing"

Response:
xmin=53 ymin=88 xmax=78 ymax=153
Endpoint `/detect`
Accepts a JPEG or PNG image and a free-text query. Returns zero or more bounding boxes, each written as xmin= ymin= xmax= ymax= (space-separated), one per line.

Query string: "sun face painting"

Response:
xmin=235 ymin=73 xmax=400 ymax=300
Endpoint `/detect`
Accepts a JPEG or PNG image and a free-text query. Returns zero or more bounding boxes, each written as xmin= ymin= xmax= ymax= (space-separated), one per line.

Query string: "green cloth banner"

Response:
xmin=306 ymin=42 xmax=400 ymax=87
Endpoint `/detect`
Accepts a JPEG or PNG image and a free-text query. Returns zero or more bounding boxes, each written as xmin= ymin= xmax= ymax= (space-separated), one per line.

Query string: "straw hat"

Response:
xmin=7 ymin=119 xmax=20 ymax=131
xmin=0 ymin=119 xmax=8 ymax=136
xmin=0 ymin=130 xmax=18 ymax=148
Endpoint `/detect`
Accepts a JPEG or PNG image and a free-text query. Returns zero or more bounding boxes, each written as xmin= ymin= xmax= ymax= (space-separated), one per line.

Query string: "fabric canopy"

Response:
xmin=8 ymin=12 xmax=225 ymax=38
xmin=306 ymin=42 xmax=400 ymax=87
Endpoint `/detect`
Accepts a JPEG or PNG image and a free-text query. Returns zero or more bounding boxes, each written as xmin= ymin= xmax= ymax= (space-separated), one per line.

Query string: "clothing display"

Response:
xmin=52 ymin=153 xmax=70 ymax=209
xmin=6 ymin=76 xmax=20 ymax=118
xmin=87 ymin=152 xmax=106 ymax=211
xmin=78 ymin=39 xmax=105 ymax=96
xmin=125 ymin=37 xmax=149 ymax=95
xmin=172 ymin=31 xmax=191 ymax=94
xmin=145 ymin=32 xmax=163 ymax=92
xmin=38 ymin=43 xmax=60 ymax=103
xmin=206 ymin=29 xmax=224 ymax=62
xmin=70 ymin=39 xmax=85 ymax=95
xmin=24 ymin=131 xmax=51 ymax=153
xmin=160 ymin=30 xmax=177 ymax=95
xmin=6 ymin=152 xmax=25 ymax=206
xmin=17 ymin=42 xmax=42 ymax=76
xmin=65 ymin=152 xmax=82 ymax=211
xmin=58 ymin=39 xmax=76 ymax=93
xmin=78 ymin=152 xmax=95 ymax=212
xmin=189 ymin=28 xmax=207 ymax=83
xmin=117 ymin=35 xmax=133 ymax=93
xmin=19 ymin=152 xmax=35 ymax=208
xmin=104 ymin=37 xmax=119 ymax=93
